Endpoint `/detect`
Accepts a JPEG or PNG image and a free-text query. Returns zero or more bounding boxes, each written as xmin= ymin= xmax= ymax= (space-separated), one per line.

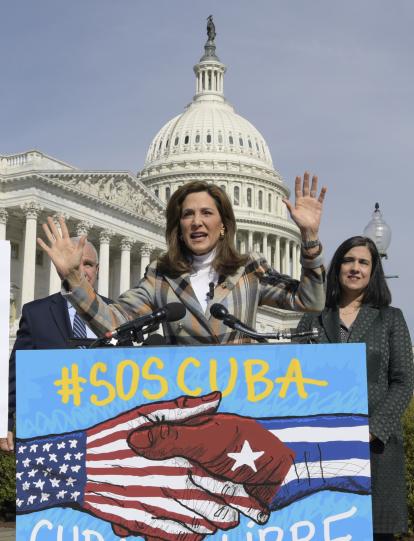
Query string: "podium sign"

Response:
xmin=16 ymin=343 xmax=372 ymax=541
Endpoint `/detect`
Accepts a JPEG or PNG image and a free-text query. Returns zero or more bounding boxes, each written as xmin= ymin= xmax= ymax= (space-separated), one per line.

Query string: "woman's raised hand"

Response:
xmin=37 ymin=216 xmax=85 ymax=280
xmin=283 ymin=172 xmax=327 ymax=240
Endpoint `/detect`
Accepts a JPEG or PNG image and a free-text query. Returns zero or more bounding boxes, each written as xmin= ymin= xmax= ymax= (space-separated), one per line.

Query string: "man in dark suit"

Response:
xmin=1 ymin=238 xmax=108 ymax=451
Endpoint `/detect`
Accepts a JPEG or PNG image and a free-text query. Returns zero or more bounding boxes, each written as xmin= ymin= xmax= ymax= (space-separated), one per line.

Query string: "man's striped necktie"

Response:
xmin=73 ymin=313 xmax=87 ymax=347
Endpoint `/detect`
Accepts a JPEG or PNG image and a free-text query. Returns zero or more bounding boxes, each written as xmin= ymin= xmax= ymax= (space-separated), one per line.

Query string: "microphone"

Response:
xmin=210 ymin=303 xmax=318 ymax=342
xmin=210 ymin=303 xmax=238 ymax=328
xmin=207 ymin=282 xmax=215 ymax=300
xmin=210 ymin=303 xmax=262 ymax=334
xmin=104 ymin=303 xmax=186 ymax=340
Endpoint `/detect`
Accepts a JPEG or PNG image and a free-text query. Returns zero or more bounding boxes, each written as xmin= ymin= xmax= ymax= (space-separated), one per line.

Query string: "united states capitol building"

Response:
xmin=0 ymin=21 xmax=302 ymax=344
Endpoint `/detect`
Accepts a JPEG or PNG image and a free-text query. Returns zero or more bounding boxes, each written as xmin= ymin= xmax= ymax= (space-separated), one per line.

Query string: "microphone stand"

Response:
xmin=88 ymin=321 xmax=162 ymax=348
xmin=221 ymin=321 xmax=319 ymax=343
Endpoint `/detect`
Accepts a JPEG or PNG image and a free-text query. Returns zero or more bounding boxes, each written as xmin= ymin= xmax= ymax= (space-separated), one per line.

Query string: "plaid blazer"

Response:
xmin=67 ymin=251 xmax=325 ymax=345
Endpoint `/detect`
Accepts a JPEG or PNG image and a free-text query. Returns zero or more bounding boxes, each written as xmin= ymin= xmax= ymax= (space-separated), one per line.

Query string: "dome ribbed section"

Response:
xmin=143 ymin=100 xmax=273 ymax=171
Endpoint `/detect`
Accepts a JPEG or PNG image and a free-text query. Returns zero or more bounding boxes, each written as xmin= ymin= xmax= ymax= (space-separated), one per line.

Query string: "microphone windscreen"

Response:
xmin=210 ymin=303 xmax=228 ymax=320
xmin=165 ymin=302 xmax=186 ymax=322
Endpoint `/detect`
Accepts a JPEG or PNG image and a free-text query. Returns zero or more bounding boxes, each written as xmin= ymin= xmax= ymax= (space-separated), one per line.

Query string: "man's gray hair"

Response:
xmin=70 ymin=237 xmax=99 ymax=264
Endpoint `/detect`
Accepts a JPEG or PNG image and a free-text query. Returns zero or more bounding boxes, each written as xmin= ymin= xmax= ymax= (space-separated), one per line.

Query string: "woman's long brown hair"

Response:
xmin=157 ymin=181 xmax=248 ymax=278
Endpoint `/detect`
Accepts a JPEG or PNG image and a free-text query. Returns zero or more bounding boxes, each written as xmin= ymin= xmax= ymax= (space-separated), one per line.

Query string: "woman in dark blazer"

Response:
xmin=297 ymin=236 xmax=414 ymax=541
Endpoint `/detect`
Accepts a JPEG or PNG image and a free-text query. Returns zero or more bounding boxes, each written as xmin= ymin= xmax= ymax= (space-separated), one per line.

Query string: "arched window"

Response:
xmin=239 ymin=137 xmax=243 ymax=146
xmin=165 ymin=187 xmax=171 ymax=201
xmin=174 ymin=137 xmax=179 ymax=146
xmin=184 ymin=135 xmax=189 ymax=144
xmin=195 ymin=134 xmax=200 ymax=143
xmin=258 ymin=190 xmax=263 ymax=210
xmin=220 ymin=184 xmax=226 ymax=192
xmin=229 ymin=135 xmax=234 ymax=145
xmin=248 ymin=139 xmax=252 ymax=149
xmin=268 ymin=193 xmax=272 ymax=212
xmin=155 ymin=188 xmax=159 ymax=198
xmin=166 ymin=139 xmax=169 ymax=148
xmin=158 ymin=140 xmax=162 ymax=150
xmin=233 ymin=186 xmax=240 ymax=206
xmin=247 ymin=188 xmax=252 ymax=207
xmin=206 ymin=134 xmax=212 ymax=143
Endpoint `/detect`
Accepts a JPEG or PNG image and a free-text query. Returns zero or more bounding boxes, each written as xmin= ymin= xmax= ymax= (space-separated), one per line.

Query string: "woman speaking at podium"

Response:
xmin=38 ymin=172 xmax=327 ymax=345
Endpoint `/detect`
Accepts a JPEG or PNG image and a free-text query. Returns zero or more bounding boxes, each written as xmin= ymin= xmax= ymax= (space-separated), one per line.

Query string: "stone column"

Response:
xmin=0 ymin=208 xmax=8 ymax=240
xmin=292 ymin=242 xmax=298 ymax=279
xmin=140 ymin=244 xmax=152 ymax=278
xmin=21 ymin=202 xmax=42 ymax=306
xmin=267 ymin=238 xmax=273 ymax=264
xmin=282 ymin=238 xmax=289 ymax=275
xmin=275 ymin=235 xmax=281 ymax=271
xmin=48 ymin=215 xmax=64 ymax=294
xmin=262 ymin=233 xmax=268 ymax=259
xmin=239 ymin=231 xmax=246 ymax=254
xmin=98 ymin=230 xmax=113 ymax=297
xmin=248 ymin=230 xmax=253 ymax=252
xmin=120 ymin=238 xmax=133 ymax=294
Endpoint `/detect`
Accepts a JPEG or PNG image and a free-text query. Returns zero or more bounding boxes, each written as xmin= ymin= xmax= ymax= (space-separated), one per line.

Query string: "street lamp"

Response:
xmin=363 ymin=203 xmax=398 ymax=278
xmin=363 ymin=203 xmax=392 ymax=258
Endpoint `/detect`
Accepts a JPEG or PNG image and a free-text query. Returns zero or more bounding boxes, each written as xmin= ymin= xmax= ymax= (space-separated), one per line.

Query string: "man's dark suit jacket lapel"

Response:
xmin=49 ymin=293 xmax=73 ymax=342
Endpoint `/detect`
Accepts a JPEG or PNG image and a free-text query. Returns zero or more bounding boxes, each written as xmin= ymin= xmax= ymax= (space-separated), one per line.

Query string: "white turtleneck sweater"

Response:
xmin=189 ymin=249 xmax=219 ymax=313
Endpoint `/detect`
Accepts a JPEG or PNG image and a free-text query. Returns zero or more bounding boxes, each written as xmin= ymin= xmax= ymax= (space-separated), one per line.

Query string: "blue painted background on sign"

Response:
xmin=17 ymin=343 xmax=373 ymax=541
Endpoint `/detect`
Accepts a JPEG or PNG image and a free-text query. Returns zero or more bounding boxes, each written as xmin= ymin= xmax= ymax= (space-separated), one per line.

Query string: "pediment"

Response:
xmin=1 ymin=169 xmax=166 ymax=225
xmin=49 ymin=172 xmax=166 ymax=224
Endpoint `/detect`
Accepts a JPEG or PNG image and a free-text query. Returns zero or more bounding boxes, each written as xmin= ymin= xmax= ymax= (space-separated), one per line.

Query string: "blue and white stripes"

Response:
xmin=259 ymin=414 xmax=371 ymax=510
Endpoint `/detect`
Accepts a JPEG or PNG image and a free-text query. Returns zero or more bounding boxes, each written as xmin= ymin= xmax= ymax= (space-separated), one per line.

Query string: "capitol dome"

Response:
xmin=143 ymin=96 xmax=274 ymax=171
xmin=139 ymin=26 xmax=279 ymax=185
xmin=138 ymin=20 xmax=302 ymax=333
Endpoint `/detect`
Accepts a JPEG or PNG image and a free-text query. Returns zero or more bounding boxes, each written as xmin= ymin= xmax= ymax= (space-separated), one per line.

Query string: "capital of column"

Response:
xmin=121 ymin=238 xmax=134 ymax=251
xmin=21 ymin=201 xmax=42 ymax=219
xmin=51 ymin=212 xmax=70 ymax=224
xmin=77 ymin=220 xmax=93 ymax=236
xmin=140 ymin=243 xmax=153 ymax=257
xmin=99 ymin=230 xmax=114 ymax=244
xmin=0 ymin=208 xmax=8 ymax=225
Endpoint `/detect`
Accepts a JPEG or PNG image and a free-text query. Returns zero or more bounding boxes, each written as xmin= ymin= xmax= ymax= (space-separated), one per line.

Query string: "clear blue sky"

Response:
xmin=1 ymin=0 xmax=413 ymax=333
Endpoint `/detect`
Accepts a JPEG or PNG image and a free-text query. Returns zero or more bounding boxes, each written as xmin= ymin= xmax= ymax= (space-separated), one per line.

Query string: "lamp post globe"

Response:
xmin=363 ymin=202 xmax=392 ymax=258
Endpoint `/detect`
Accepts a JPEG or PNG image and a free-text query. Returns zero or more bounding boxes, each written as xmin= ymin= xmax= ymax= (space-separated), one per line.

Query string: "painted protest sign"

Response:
xmin=0 ymin=240 xmax=10 ymax=436
xmin=16 ymin=343 xmax=372 ymax=541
